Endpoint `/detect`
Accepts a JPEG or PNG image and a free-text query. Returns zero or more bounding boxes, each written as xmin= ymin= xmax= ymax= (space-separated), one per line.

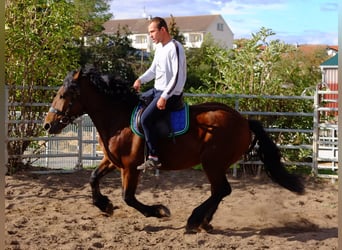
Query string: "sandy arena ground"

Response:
xmin=5 ymin=168 xmax=338 ymax=249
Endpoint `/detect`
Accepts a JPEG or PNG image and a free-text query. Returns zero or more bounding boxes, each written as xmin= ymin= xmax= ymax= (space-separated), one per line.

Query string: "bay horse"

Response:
xmin=43 ymin=66 xmax=304 ymax=233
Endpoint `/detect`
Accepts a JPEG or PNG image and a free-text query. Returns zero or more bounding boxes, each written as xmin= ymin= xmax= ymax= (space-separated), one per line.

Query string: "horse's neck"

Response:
xmin=82 ymin=96 xmax=133 ymax=138
xmin=79 ymin=81 xmax=137 ymax=146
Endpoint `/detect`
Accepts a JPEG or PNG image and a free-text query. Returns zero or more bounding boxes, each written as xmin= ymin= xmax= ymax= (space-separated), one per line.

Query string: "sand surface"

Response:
xmin=5 ymin=168 xmax=338 ymax=249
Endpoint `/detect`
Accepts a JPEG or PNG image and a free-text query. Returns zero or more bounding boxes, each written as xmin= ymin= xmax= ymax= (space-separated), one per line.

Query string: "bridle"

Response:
xmin=48 ymin=105 xmax=80 ymax=125
xmin=48 ymin=85 xmax=83 ymax=125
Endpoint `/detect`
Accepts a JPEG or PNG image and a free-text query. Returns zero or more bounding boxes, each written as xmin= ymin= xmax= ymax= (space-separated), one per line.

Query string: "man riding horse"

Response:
xmin=132 ymin=17 xmax=187 ymax=171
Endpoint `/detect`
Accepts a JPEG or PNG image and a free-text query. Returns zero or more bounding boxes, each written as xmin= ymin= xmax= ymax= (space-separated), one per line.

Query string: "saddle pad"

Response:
xmin=130 ymin=103 xmax=189 ymax=138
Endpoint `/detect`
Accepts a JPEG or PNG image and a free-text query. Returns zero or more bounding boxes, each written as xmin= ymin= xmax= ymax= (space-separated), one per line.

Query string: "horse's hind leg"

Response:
xmin=121 ymin=167 xmax=171 ymax=218
xmin=186 ymin=165 xmax=232 ymax=233
xmin=89 ymin=157 xmax=116 ymax=214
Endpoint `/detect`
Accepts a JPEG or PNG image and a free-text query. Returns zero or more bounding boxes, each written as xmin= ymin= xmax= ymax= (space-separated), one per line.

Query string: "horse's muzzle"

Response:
xmin=43 ymin=121 xmax=64 ymax=134
xmin=43 ymin=122 xmax=51 ymax=131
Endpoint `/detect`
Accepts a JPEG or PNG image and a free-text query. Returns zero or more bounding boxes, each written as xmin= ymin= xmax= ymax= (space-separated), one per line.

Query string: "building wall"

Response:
xmin=205 ymin=16 xmax=234 ymax=49
xmin=107 ymin=15 xmax=234 ymax=52
xmin=322 ymin=68 xmax=338 ymax=110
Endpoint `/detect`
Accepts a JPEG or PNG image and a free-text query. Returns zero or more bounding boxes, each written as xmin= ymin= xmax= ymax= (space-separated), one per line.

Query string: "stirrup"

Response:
xmin=137 ymin=158 xmax=161 ymax=171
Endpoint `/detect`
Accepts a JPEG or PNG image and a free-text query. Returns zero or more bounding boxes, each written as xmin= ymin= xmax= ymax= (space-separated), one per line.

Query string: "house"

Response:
xmin=319 ymin=53 xmax=338 ymax=114
xmin=102 ymin=14 xmax=234 ymax=52
xmin=326 ymin=45 xmax=338 ymax=57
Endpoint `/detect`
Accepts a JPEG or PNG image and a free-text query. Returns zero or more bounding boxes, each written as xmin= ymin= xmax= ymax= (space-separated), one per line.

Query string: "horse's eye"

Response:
xmin=60 ymin=94 xmax=64 ymax=99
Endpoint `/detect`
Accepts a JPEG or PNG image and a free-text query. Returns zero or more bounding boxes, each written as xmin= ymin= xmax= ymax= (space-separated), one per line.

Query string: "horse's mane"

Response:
xmin=64 ymin=65 xmax=139 ymax=104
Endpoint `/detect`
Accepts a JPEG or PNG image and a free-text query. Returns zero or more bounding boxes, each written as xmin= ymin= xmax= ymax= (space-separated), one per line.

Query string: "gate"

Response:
xmin=313 ymin=86 xmax=338 ymax=179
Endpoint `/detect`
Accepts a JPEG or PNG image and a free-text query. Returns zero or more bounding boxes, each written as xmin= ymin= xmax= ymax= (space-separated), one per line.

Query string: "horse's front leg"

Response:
xmin=89 ymin=157 xmax=116 ymax=214
xmin=121 ymin=167 xmax=171 ymax=218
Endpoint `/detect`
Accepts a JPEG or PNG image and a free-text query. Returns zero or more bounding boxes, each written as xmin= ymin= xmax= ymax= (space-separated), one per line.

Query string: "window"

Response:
xmin=135 ymin=35 xmax=147 ymax=44
xmin=217 ymin=23 xmax=224 ymax=31
xmin=189 ymin=33 xmax=202 ymax=43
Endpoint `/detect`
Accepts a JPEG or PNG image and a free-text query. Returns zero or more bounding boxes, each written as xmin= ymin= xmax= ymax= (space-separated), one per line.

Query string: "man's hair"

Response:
xmin=150 ymin=17 xmax=169 ymax=32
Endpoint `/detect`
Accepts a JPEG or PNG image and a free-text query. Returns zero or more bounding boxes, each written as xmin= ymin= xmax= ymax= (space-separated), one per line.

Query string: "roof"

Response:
xmin=320 ymin=53 xmax=338 ymax=67
xmin=103 ymin=14 xmax=226 ymax=34
xmin=296 ymin=44 xmax=327 ymax=55
xmin=327 ymin=45 xmax=338 ymax=51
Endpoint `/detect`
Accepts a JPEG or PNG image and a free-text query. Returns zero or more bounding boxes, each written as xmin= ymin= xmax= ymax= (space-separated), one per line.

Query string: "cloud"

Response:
xmin=110 ymin=0 xmax=224 ymax=19
xmin=320 ymin=2 xmax=338 ymax=11
xmin=109 ymin=0 xmax=338 ymax=44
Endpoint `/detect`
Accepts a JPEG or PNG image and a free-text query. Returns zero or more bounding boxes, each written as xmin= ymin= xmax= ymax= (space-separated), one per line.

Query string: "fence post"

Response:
xmin=4 ymin=86 xmax=8 ymax=174
xmin=92 ymin=124 xmax=97 ymax=167
xmin=233 ymin=97 xmax=240 ymax=178
xmin=76 ymin=117 xmax=83 ymax=169
xmin=312 ymin=84 xmax=319 ymax=176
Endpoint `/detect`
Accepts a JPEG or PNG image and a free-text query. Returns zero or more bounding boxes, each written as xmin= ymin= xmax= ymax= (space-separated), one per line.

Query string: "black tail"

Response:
xmin=248 ymin=119 xmax=305 ymax=194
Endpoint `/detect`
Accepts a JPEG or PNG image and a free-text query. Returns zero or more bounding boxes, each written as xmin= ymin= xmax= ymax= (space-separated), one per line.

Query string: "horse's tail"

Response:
xmin=248 ymin=119 xmax=305 ymax=195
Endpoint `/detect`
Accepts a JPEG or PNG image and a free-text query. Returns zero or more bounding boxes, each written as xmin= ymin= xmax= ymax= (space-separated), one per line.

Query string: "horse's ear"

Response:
xmin=73 ymin=70 xmax=80 ymax=80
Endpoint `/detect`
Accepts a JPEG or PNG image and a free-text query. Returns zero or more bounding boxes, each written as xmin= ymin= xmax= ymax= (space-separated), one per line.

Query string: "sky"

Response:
xmin=109 ymin=0 xmax=338 ymax=45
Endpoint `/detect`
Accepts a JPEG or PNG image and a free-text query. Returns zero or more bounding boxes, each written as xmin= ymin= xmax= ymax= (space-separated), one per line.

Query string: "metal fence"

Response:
xmin=29 ymin=116 xmax=102 ymax=169
xmin=5 ymin=86 xmax=338 ymax=178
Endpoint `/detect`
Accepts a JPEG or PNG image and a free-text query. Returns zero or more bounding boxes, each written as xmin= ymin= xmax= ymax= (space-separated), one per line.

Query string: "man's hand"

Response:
xmin=133 ymin=79 xmax=141 ymax=92
xmin=157 ymin=97 xmax=166 ymax=110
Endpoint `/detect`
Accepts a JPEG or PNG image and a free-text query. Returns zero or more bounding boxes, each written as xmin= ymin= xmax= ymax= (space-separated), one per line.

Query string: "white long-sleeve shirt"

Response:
xmin=139 ymin=39 xmax=186 ymax=100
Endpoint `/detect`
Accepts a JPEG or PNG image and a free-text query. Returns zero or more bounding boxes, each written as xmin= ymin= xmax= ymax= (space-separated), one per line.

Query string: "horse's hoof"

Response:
xmin=103 ymin=201 xmax=114 ymax=216
xmin=184 ymin=225 xmax=200 ymax=234
xmin=200 ymin=223 xmax=213 ymax=232
xmin=149 ymin=204 xmax=171 ymax=218
xmin=94 ymin=196 xmax=113 ymax=215
xmin=185 ymin=223 xmax=213 ymax=234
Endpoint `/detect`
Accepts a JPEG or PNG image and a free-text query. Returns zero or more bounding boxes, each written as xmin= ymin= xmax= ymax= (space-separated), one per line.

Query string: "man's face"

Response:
xmin=148 ymin=22 xmax=162 ymax=44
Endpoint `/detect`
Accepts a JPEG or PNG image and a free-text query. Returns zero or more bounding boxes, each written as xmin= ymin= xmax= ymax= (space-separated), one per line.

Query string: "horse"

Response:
xmin=43 ymin=65 xmax=304 ymax=233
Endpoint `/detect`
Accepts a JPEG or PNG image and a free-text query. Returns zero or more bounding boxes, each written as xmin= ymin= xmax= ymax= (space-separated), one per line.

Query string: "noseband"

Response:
xmin=48 ymin=105 xmax=79 ymax=125
xmin=48 ymin=85 xmax=83 ymax=125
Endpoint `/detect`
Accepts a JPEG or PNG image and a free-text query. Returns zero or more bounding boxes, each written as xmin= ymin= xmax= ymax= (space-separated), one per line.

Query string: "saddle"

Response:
xmin=130 ymin=101 xmax=189 ymax=138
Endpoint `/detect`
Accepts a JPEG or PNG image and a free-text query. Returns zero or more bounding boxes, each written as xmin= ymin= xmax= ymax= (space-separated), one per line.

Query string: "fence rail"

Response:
xmin=5 ymin=86 xmax=338 ymax=178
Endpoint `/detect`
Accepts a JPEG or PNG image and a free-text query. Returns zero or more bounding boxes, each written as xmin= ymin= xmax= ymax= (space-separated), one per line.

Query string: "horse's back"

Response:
xmin=190 ymin=102 xmax=248 ymax=128
xmin=188 ymin=102 xmax=251 ymax=164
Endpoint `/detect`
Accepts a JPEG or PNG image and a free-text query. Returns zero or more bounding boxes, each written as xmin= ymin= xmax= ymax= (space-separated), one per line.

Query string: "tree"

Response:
xmin=198 ymin=27 xmax=327 ymax=97
xmin=5 ymin=0 xmax=113 ymax=173
xmin=73 ymin=0 xmax=114 ymax=67
xmin=205 ymin=27 xmax=294 ymax=95
xmin=73 ymin=0 xmax=112 ymax=36
xmin=168 ymin=15 xmax=185 ymax=45
xmin=185 ymin=33 xmax=225 ymax=92
xmin=185 ymin=27 xmax=327 ymax=164
xmin=80 ymin=25 xmax=139 ymax=82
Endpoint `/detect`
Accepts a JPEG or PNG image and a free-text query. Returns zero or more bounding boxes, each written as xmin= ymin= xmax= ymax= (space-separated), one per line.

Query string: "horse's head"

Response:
xmin=43 ymin=70 xmax=84 ymax=134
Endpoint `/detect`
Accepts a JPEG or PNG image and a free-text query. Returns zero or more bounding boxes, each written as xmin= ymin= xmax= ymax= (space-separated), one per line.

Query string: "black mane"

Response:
xmin=64 ymin=65 xmax=140 ymax=104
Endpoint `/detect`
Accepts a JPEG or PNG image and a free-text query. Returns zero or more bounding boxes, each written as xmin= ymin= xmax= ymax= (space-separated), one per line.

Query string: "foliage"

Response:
xmin=185 ymin=27 xmax=329 ymax=164
xmin=72 ymin=0 xmax=112 ymax=36
xmin=6 ymin=0 xmax=81 ymax=87
xmin=205 ymin=28 xmax=294 ymax=95
xmin=168 ymin=14 xmax=185 ymax=45
xmin=187 ymin=27 xmax=327 ymax=98
xmin=5 ymin=0 xmax=82 ymax=172
xmin=80 ymin=26 xmax=140 ymax=82
xmin=185 ymin=33 xmax=224 ymax=92
xmin=5 ymin=0 xmax=113 ymax=173
xmin=186 ymin=27 xmax=326 ymax=117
